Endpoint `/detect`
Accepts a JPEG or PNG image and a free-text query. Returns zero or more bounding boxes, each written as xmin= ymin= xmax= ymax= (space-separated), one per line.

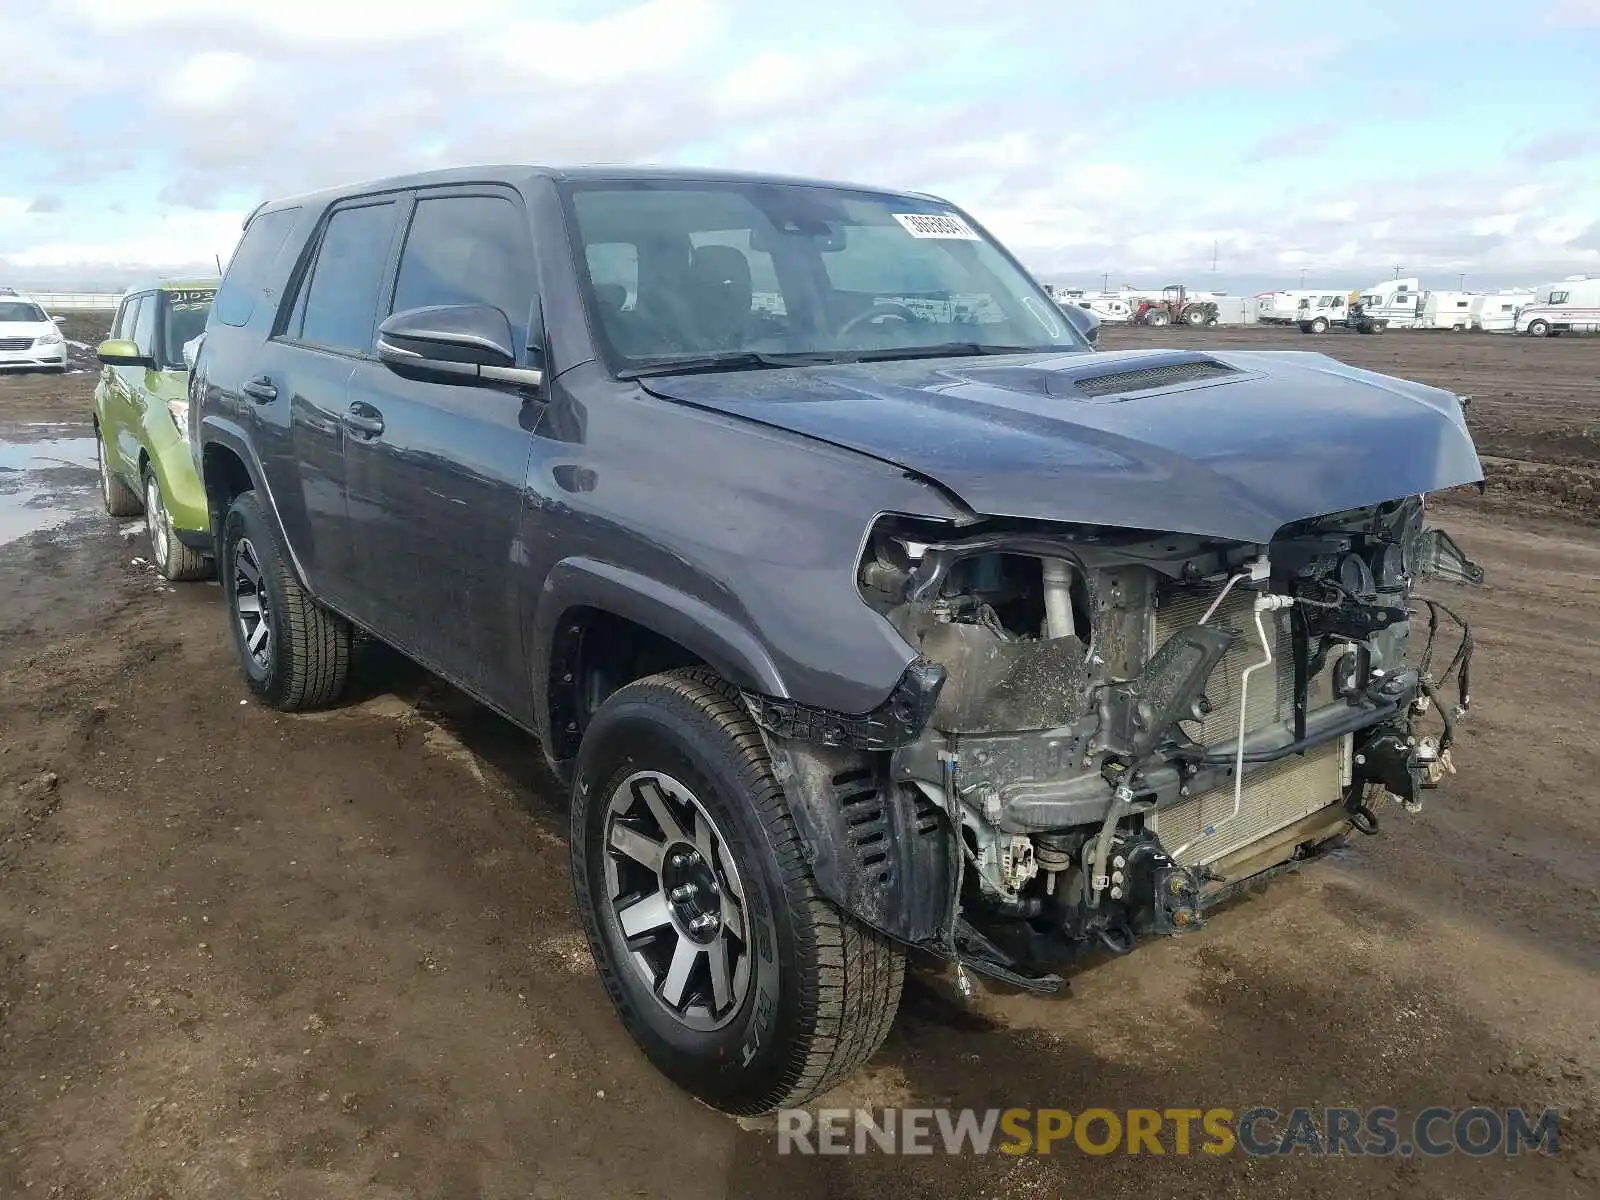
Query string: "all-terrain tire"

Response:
xmin=143 ymin=469 xmax=209 ymax=581
xmin=570 ymin=668 xmax=904 ymax=1115
xmin=97 ymin=427 xmax=142 ymax=518
xmin=220 ymin=490 xmax=350 ymax=710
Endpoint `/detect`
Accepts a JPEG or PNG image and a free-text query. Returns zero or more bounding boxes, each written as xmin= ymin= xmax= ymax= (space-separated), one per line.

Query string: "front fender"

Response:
xmin=197 ymin=416 xmax=312 ymax=588
xmin=530 ymin=556 xmax=788 ymax=755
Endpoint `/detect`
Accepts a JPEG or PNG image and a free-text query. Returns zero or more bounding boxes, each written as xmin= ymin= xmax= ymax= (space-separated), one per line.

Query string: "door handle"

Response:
xmin=242 ymin=376 xmax=277 ymax=403
xmin=343 ymin=404 xmax=385 ymax=437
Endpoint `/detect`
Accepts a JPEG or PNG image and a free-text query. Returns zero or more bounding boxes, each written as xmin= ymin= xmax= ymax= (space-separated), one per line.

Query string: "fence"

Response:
xmin=24 ymin=292 xmax=125 ymax=312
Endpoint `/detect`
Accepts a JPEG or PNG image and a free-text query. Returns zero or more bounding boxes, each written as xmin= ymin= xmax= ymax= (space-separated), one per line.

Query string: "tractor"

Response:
xmin=1133 ymin=284 xmax=1219 ymax=327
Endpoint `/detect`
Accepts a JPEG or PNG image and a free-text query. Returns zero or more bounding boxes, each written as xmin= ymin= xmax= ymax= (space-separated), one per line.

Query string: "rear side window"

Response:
xmin=131 ymin=293 xmax=157 ymax=356
xmin=214 ymin=207 xmax=303 ymax=328
xmin=294 ymin=202 xmax=399 ymax=355
xmin=111 ymin=297 xmax=138 ymax=339
xmin=389 ymin=194 xmax=535 ymax=357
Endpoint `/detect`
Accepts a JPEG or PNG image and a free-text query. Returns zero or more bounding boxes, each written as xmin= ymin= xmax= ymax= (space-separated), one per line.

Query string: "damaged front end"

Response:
xmin=749 ymin=496 xmax=1483 ymax=993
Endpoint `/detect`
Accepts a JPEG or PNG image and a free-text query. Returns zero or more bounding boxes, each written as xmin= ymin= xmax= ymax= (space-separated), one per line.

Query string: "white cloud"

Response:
xmin=157 ymin=51 xmax=258 ymax=108
xmin=488 ymin=0 xmax=722 ymax=83
xmin=4 ymin=0 xmax=1596 ymax=285
xmin=1549 ymin=0 xmax=1600 ymax=25
xmin=62 ymin=0 xmax=520 ymax=42
xmin=4 ymin=208 xmax=245 ymax=270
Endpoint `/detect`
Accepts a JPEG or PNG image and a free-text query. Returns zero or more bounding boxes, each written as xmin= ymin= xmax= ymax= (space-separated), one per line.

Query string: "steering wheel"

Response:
xmin=837 ymin=302 xmax=920 ymax=338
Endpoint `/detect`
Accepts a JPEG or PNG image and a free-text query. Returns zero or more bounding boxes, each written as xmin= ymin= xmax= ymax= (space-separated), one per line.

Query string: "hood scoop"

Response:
xmin=955 ymin=350 xmax=1244 ymax=404
xmin=1073 ymin=358 xmax=1240 ymax=398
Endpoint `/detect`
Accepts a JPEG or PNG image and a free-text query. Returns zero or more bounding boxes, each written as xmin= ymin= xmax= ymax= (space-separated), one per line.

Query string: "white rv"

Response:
xmin=1473 ymin=290 xmax=1533 ymax=333
xmin=1419 ymin=291 xmax=1479 ymax=331
xmin=1080 ymin=294 xmax=1133 ymax=323
xmin=1258 ymin=290 xmax=1322 ymax=324
xmin=1515 ymin=277 xmax=1600 ymax=337
xmin=1355 ymin=278 xmax=1423 ymax=330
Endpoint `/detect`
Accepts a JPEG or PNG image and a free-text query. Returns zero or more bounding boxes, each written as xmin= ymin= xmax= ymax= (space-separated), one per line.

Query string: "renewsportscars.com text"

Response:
xmin=777 ymin=1106 xmax=1561 ymax=1157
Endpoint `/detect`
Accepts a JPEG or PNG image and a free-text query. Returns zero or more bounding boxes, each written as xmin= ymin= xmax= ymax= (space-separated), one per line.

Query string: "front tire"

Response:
xmin=144 ymin=470 xmax=209 ymax=581
xmin=1527 ymin=319 xmax=1550 ymax=337
xmin=570 ymin=669 xmax=904 ymax=1115
xmin=220 ymin=490 xmax=350 ymax=710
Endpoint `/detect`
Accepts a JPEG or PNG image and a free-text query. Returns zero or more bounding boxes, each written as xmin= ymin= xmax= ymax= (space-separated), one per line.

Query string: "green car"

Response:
xmin=93 ymin=279 xmax=219 ymax=580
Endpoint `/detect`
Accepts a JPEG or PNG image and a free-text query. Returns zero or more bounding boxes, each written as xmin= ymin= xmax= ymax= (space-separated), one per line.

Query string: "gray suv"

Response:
xmin=192 ymin=166 xmax=1485 ymax=1115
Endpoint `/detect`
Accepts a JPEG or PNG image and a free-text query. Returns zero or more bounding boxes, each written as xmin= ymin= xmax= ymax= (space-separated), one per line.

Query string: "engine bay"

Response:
xmin=838 ymin=494 xmax=1483 ymax=988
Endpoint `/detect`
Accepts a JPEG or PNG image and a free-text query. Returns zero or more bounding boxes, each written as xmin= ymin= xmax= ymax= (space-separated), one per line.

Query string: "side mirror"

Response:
xmin=1059 ymin=301 xmax=1100 ymax=347
xmin=52 ymin=315 xmax=67 ymax=324
xmin=96 ymin=338 xmax=155 ymax=368
xmin=377 ymin=304 xmax=543 ymax=389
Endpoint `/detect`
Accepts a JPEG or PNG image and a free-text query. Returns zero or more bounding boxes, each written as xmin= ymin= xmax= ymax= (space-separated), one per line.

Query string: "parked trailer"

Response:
xmin=1419 ymin=291 xmax=1479 ymax=331
xmin=1354 ymin=278 xmax=1424 ymax=330
xmin=1258 ymin=290 xmax=1325 ymax=324
xmin=1079 ymin=294 xmax=1134 ymax=323
xmin=1474 ymin=291 xmax=1533 ymax=333
xmin=1209 ymin=296 xmax=1255 ymax=325
xmin=1516 ymin=278 xmax=1600 ymax=337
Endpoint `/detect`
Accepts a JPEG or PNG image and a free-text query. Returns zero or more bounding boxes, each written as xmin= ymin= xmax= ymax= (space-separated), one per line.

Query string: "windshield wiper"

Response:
xmin=848 ymin=342 xmax=1061 ymax=363
xmin=617 ymin=351 xmax=846 ymax=379
xmin=617 ymin=343 xmax=1065 ymax=379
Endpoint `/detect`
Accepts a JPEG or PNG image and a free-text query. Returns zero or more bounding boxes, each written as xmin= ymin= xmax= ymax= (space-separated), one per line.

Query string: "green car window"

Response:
xmin=161 ymin=291 xmax=215 ymax=368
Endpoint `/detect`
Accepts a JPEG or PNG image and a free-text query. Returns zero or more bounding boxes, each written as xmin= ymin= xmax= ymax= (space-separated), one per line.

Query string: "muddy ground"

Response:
xmin=1 ymin=326 xmax=1596 ymax=1198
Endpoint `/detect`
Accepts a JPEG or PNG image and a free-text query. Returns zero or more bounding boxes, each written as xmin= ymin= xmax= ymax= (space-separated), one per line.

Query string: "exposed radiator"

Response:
xmin=1147 ymin=582 xmax=1346 ymax=867
xmin=1153 ymin=582 xmax=1334 ymax=746
xmin=1147 ymin=737 xmax=1348 ymax=867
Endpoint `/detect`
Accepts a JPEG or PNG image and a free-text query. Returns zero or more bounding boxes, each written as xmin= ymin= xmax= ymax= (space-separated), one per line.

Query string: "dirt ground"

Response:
xmin=1 ymin=325 xmax=1596 ymax=1198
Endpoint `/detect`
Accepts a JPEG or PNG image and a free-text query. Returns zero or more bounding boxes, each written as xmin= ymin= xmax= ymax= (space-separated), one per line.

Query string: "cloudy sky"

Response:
xmin=3 ymin=0 xmax=1597 ymax=291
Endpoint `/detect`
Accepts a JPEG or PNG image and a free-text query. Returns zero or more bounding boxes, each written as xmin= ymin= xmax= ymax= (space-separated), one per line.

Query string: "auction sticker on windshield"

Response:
xmin=893 ymin=212 xmax=981 ymax=240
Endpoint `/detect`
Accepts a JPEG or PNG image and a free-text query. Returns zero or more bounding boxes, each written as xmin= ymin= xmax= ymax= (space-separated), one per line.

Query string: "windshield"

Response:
xmin=562 ymin=180 xmax=1086 ymax=373
xmin=0 ymin=301 xmax=47 ymax=323
xmin=159 ymin=288 xmax=215 ymax=369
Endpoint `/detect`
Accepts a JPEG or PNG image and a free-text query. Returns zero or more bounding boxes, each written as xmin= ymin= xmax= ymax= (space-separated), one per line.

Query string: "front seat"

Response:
xmin=688 ymin=245 xmax=753 ymax=349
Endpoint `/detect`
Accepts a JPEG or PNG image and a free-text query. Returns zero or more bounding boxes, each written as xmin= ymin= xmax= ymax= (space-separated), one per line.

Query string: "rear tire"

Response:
xmin=220 ymin=490 xmax=350 ymax=710
xmin=570 ymin=668 xmax=904 ymax=1115
xmin=144 ymin=470 xmax=209 ymax=581
xmin=97 ymin=428 xmax=142 ymax=518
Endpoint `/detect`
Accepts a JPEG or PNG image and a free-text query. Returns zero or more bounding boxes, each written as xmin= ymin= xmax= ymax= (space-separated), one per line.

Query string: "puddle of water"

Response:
xmin=0 ymin=434 xmax=99 ymax=547
xmin=0 ymin=436 xmax=97 ymax=472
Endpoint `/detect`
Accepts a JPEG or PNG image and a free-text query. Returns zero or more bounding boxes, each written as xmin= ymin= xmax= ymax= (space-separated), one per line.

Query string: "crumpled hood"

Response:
xmin=641 ymin=347 xmax=1484 ymax=542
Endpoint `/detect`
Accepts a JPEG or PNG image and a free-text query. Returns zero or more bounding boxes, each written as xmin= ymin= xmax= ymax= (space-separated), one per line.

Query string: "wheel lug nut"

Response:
xmin=689 ymin=914 xmax=719 ymax=933
xmin=670 ymin=884 xmax=697 ymax=901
